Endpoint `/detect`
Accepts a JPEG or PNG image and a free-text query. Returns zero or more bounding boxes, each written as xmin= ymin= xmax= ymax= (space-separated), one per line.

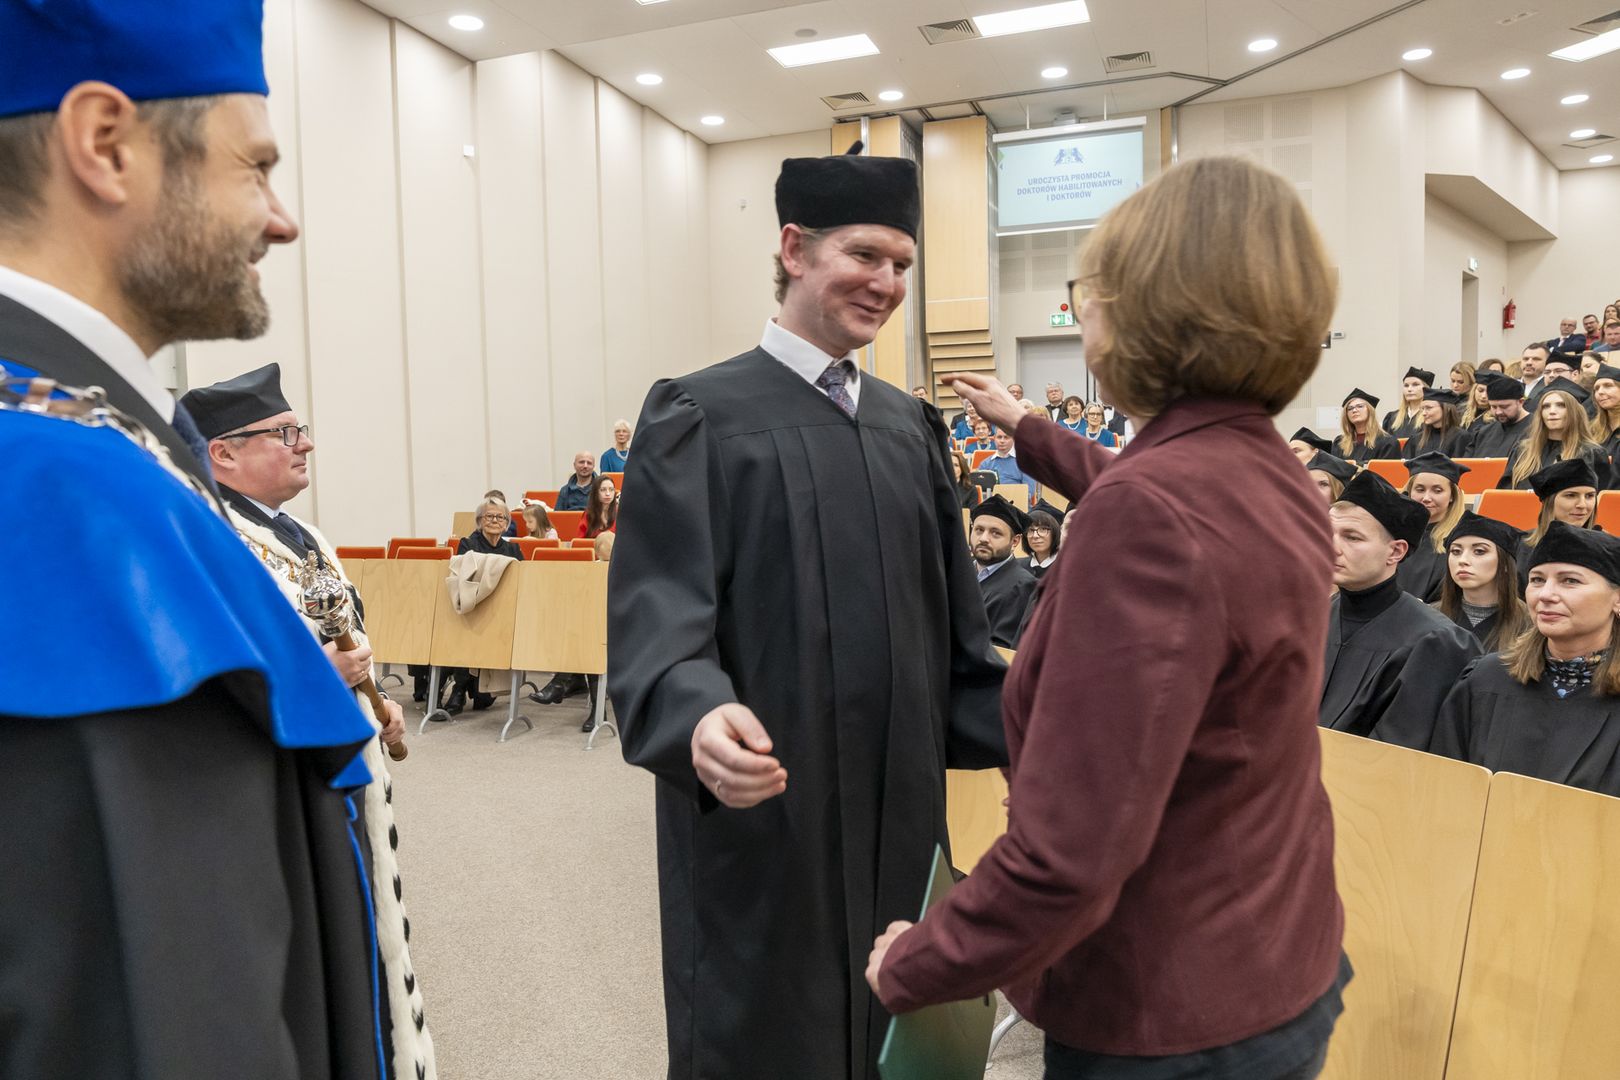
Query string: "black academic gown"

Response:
xmin=0 ymin=298 xmax=383 ymax=1080
xmin=1501 ymin=441 xmax=1612 ymax=489
xmin=1319 ymin=589 xmax=1482 ymax=748
xmin=1431 ymin=656 xmax=1620 ymax=796
xmin=980 ymin=557 xmax=1037 ymax=648
xmin=1446 ymin=606 xmax=1502 ymax=652
xmin=1465 ymin=413 xmax=1531 ymax=461
xmin=1395 ymin=526 xmax=1448 ymax=603
xmin=1383 ymin=409 xmax=1422 ymax=442
xmin=1400 ymin=427 xmax=1468 ymax=459
xmin=607 ymin=348 xmax=1008 ymax=1080
xmin=1333 ymin=433 xmax=1402 ymax=464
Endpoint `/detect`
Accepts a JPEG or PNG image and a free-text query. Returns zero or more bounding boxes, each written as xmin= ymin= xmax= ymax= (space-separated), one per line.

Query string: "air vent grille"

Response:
xmin=1565 ymin=133 xmax=1615 ymax=149
xmin=821 ymin=91 xmax=872 ymax=110
xmin=919 ymin=18 xmax=980 ymax=45
xmin=1104 ymin=50 xmax=1154 ymax=72
xmin=1574 ymin=8 xmax=1620 ymax=33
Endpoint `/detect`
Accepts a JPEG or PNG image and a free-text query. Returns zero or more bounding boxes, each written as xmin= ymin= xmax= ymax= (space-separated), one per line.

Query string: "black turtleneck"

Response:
xmin=1339 ymin=573 xmax=1402 ymax=639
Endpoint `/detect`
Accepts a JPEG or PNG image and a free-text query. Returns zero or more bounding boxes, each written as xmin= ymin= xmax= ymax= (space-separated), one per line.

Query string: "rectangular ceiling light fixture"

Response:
xmin=1551 ymin=26 xmax=1620 ymax=61
xmin=634 ymin=0 xmax=671 ymax=6
xmin=971 ymin=0 xmax=1090 ymax=39
xmin=768 ymin=32 xmax=880 ymax=68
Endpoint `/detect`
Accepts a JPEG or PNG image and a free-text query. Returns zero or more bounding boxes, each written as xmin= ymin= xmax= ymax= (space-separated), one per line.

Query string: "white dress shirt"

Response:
xmin=760 ymin=319 xmax=861 ymax=409
xmin=0 ymin=263 xmax=173 ymax=421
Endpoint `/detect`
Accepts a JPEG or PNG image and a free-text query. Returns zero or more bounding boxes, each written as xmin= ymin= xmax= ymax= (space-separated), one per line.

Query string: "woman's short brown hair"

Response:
xmin=1075 ymin=155 xmax=1335 ymax=419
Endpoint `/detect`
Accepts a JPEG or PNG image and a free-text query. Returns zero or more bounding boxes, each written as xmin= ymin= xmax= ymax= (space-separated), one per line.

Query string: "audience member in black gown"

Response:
xmin=446 ymin=496 xmax=522 ymax=714
xmin=1431 ymin=523 xmax=1620 ymax=797
xmin=1320 ymin=471 xmax=1481 ymax=746
xmin=969 ymin=494 xmax=1037 ymax=649
xmin=952 ymin=450 xmax=981 ymax=509
xmin=1467 ymin=374 xmax=1533 ymax=460
xmin=1290 ymin=427 xmax=1335 ymax=465
xmin=1383 ymin=366 xmax=1433 ymax=443
xmin=1019 ymin=501 xmax=1064 ymax=579
xmin=1435 ymin=512 xmax=1529 ymax=653
xmin=1517 ymin=458 xmax=1602 ymax=591
xmin=1589 ymin=363 xmax=1620 ymax=465
xmin=1334 ymin=389 xmax=1402 ymax=463
xmin=1501 ymin=381 xmax=1610 ymax=490
xmin=1396 ymin=452 xmax=1467 ymax=603
xmin=1306 ymin=452 xmax=1356 ymax=505
xmin=1401 ymin=387 xmax=1467 ymax=459
xmin=1457 ymin=377 xmax=1492 ymax=453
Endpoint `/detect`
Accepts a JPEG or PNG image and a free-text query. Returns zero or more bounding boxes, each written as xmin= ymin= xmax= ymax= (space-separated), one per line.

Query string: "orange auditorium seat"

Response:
xmin=510 ymin=513 xmax=529 ymax=538
xmin=1454 ymin=459 xmax=1507 ymax=495
xmin=335 ymin=545 xmax=385 ymax=561
xmin=549 ymin=510 xmax=584 ymax=538
xmin=1364 ymin=459 xmax=1408 ymax=487
xmin=570 ymin=537 xmax=597 ymax=548
xmin=396 ymin=545 xmax=453 ymax=561
xmin=524 ymin=489 xmax=561 ymax=507
xmin=387 ymin=537 xmax=439 ymax=559
xmin=603 ymin=471 xmax=624 ymax=491
xmin=532 ymin=538 xmax=561 ymax=548
xmin=1596 ymin=492 xmax=1620 ymax=535
xmin=529 ymin=546 xmax=593 ymax=562
xmin=514 ymin=537 xmax=546 ymax=558
xmin=971 ymin=449 xmax=995 ymax=469
xmin=1475 ymin=489 xmax=1541 ymax=531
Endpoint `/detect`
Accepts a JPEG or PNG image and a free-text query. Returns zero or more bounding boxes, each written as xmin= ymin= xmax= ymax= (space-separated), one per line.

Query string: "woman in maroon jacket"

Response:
xmin=866 ymin=155 xmax=1350 ymax=1079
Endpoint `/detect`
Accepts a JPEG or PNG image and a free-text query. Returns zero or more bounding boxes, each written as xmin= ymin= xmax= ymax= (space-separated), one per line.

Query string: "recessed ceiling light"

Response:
xmin=1551 ymin=27 xmax=1620 ymax=62
xmin=633 ymin=0 xmax=671 ymax=5
xmin=447 ymin=14 xmax=484 ymax=31
xmin=1501 ymin=67 xmax=1531 ymax=79
xmin=1592 ymin=154 xmax=1615 ymax=163
xmin=1571 ymin=127 xmax=1597 ymax=139
xmin=1402 ymin=47 xmax=1432 ymax=61
xmin=766 ymin=32 xmax=879 ymax=68
xmin=1041 ymin=66 xmax=1068 ymax=79
xmin=700 ymin=115 xmax=725 ymax=126
xmin=878 ymin=89 xmax=904 ymax=102
xmin=1248 ymin=38 xmax=1278 ymax=53
xmin=636 ymin=73 xmax=663 ymax=86
xmin=971 ymin=1 xmax=1090 ymax=39
xmin=1562 ymin=93 xmax=1590 ymax=105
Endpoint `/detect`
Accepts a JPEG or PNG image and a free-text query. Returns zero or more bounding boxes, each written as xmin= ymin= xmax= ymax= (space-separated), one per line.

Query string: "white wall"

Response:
xmin=1508 ymin=167 xmax=1620 ymax=349
xmin=1423 ymin=194 xmax=1510 ymax=369
xmin=178 ymin=0 xmax=712 ymax=541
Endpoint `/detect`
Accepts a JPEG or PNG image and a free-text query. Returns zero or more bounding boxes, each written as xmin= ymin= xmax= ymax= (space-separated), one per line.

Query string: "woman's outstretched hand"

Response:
xmin=943 ymin=373 xmax=1027 ymax=436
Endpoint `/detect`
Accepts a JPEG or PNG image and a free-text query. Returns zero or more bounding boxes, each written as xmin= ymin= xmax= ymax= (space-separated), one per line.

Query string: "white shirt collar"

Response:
xmin=0 ymin=264 xmax=173 ymax=421
xmin=760 ymin=319 xmax=861 ymax=406
xmin=239 ymin=491 xmax=283 ymax=519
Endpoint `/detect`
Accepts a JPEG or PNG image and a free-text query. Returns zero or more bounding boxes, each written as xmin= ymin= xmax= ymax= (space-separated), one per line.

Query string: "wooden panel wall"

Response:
xmin=921 ymin=116 xmax=993 ymax=409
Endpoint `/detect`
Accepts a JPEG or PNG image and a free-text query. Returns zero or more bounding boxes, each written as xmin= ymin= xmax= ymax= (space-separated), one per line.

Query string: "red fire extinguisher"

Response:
xmin=1503 ymin=300 xmax=1516 ymax=330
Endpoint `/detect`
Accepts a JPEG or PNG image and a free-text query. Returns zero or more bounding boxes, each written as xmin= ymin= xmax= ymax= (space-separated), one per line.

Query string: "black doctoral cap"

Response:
xmin=1029 ymin=498 xmax=1066 ymax=522
xmin=1404 ymin=366 xmax=1436 ymax=386
xmin=1542 ymin=375 xmax=1591 ymax=405
xmin=1404 ymin=451 xmax=1469 ymax=485
xmin=1291 ymin=427 xmax=1334 ymax=454
xmin=1306 ymin=452 xmax=1356 ymax=484
xmin=1421 ymin=387 xmax=1464 ymax=407
xmin=179 ymin=363 xmax=293 ymax=440
xmin=1342 ymin=387 xmax=1380 ymax=409
xmin=970 ymin=493 xmax=1031 ymax=535
xmin=1479 ymin=372 xmax=1524 ymax=401
xmin=776 ymin=142 xmax=921 ymax=240
xmin=1445 ymin=511 xmax=1523 ymax=556
xmin=1338 ymin=470 xmax=1429 ymax=554
xmin=1527 ymin=457 xmax=1600 ymax=501
xmin=1527 ymin=521 xmax=1620 ymax=586
xmin=1593 ymin=363 xmax=1620 ymax=386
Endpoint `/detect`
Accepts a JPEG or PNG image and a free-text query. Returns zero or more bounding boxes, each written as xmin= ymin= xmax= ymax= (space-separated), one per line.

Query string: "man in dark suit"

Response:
xmin=1043 ymin=382 xmax=1066 ymax=421
xmin=969 ymin=494 xmax=1038 ymax=648
xmin=1547 ymin=317 xmax=1587 ymax=356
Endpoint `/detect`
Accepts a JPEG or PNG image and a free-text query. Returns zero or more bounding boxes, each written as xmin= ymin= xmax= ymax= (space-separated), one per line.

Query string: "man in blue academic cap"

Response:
xmin=0 ymin=4 xmax=413 ymax=1078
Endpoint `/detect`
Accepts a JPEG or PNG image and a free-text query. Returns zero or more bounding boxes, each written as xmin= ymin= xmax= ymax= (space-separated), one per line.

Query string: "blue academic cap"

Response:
xmin=0 ymin=0 xmax=268 ymax=120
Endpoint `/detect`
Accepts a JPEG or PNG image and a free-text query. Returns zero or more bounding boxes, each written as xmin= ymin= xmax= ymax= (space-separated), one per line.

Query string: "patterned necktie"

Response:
xmin=815 ymin=360 xmax=856 ymax=418
xmin=169 ymin=399 xmax=220 ymax=496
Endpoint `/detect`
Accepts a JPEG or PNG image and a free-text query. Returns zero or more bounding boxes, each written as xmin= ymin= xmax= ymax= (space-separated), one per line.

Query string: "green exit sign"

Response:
xmin=1050 ymin=312 xmax=1075 ymax=327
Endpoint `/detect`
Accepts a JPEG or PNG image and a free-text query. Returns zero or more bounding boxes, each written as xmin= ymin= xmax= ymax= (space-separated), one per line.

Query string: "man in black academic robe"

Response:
xmin=609 ymin=147 xmax=1007 ymax=1080
xmin=1466 ymin=374 xmax=1533 ymax=459
xmin=970 ymin=493 xmax=1038 ymax=648
xmin=1320 ymin=472 xmax=1481 ymax=747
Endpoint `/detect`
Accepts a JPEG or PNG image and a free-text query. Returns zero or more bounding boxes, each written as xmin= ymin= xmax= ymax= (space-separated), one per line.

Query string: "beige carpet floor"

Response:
xmin=389 ymin=681 xmax=1046 ymax=1080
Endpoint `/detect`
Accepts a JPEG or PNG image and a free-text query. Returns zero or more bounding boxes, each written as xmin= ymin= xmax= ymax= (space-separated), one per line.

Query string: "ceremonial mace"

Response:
xmin=300 ymin=553 xmax=408 ymax=761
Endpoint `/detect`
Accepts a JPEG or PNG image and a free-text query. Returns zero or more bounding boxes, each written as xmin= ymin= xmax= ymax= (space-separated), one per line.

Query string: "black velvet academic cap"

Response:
xmin=1528 ymin=457 xmax=1600 ymax=501
xmin=179 ymin=363 xmax=292 ymax=439
xmin=1342 ymin=388 xmax=1380 ymax=409
xmin=1445 ymin=511 xmax=1523 ymax=556
xmin=776 ymin=142 xmax=921 ymax=240
xmin=1542 ymin=375 xmax=1591 ymax=405
xmin=1404 ymin=451 xmax=1469 ymax=485
xmin=970 ymin=493 xmax=1031 ymax=536
xmin=1527 ymin=521 xmax=1620 ymax=586
xmin=1306 ymin=452 xmax=1356 ymax=484
xmin=1421 ymin=387 xmax=1464 ymax=406
xmin=1291 ymin=427 xmax=1334 ymax=454
xmin=1338 ymin=470 xmax=1428 ymax=552
xmin=1594 ymin=364 xmax=1620 ymax=386
xmin=1479 ymin=373 xmax=1524 ymax=401
xmin=1029 ymin=499 xmax=1066 ymax=522
xmin=1404 ymin=366 xmax=1436 ymax=386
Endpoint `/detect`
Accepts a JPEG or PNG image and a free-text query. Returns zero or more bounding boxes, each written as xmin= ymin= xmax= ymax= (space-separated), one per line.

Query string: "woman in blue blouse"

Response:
xmin=1057 ymin=395 xmax=1088 ymax=433
xmin=1079 ymin=402 xmax=1118 ymax=447
xmin=600 ymin=419 xmax=632 ymax=472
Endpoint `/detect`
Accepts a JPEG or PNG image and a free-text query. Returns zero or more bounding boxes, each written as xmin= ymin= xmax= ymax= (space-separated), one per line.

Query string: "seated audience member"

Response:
xmin=969 ymin=494 xmax=1037 ymax=649
xmin=1505 ymin=358 xmax=1524 ymax=380
xmin=1579 ymin=352 xmax=1602 ymax=390
xmin=1449 ymin=361 xmax=1476 ymax=397
xmin=1607 ymin=304 xmax=1620 ymax=325
xmin=1020 ymin=501 xmax=1063 ymax=578
xmin=1043 ymin=382 xmax=1065 ymax=421
xmin=485 ymin=488 xmax=518 ymax=536
xmin=1401 ymin=387 xmax=1466 ymax=458
xmin=1334 ymin=389 xmax=1402 ymax=463
xmin=1320 ymin=471 xmax=1481 ymax=745
xmin=1584 ymin=313 xmax=1603 ymax=343
xmin=1431 ymin=524 xmax=1620 ymax=796
xmin=578 ymin=476 xmax=618 ymax=538
xmin=1291 ymin=427 xmax=1335 ymax=464
xmin=1522 ymin=343 xmax=1551 ymax=401
xmin=951 ymin=401 xmax=978 ymax=441
xmin=556 ymin=451 xmax=597 ymax=510
xmin=1098 ymin=398 xmax=1130 ymax=438
xmin=1007 ymin=383 xmax=1025 ymax=401
xmin=1078 ymin=402 xmax=1118 ymax=447
xmin=600 ymin=419 xmax=632 ymax=473
xmin=1021 ymin=399 xmax=1048 ymax=422
xmin=1308 ymin=452 xmax=1357 ymax=504
xmin=520 ymin=503 xmax=559 ymax=540
xmin=981 ymin=427 xmax=1038 ymax=497
xmin=1458 ymin=378 xmax=1492 ymax=451
xmin=593 ymin=531 xmax=616 ymax=562
xmin=1437 ymin=512 xmax=1530 ymax=652
xmin=1478 ymin=357 xmax=1506 ymax=375
xmin=445 ymin=497 xmax=523 ymax=714
xmin=1383 ymin=366 xmax=1433 ymax=442
xmin=1468 ymin=373 xmax=1533 ymax=459
xmin=964 ymin=418 xmax=996 ymax=455
xmin=1518 ymin=459 xmax=1602 ymax=588
xmin=911 ymin=386 xmax=930 ymax=400
xmin=1541 ymin=353 xmax=1577 ymax=386
xmin=1501 ymin=381 xmax=1609 ymax=490
xmin=1592 ymin=320 xmax=1620 ymax=354
xmin=952 ymin=451 xmax=981 ymax=509
xmin=1589 ymin=363 xmax=1620 ymax=462
xmin=1548 ymin=316 xmax=1588 ymax=356
xmin=1397 ymin=452 xmax=1468 ymax=602
xmin=1057 ymin=395 xmax=1087 ymax=432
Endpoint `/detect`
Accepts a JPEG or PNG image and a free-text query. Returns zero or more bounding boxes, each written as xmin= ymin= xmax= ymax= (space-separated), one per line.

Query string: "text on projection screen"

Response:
xmin=996 ymin=129 xmax=1144 ymax=235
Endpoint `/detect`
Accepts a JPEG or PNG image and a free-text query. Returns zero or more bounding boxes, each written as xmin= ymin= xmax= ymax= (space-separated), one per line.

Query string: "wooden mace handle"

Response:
xmin=333 ymin=629 xmax=408 ymax=761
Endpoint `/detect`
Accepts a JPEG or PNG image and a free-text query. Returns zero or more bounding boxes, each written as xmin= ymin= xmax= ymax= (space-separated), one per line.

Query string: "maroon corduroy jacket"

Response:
xmin=878 ymin=397 xmax=1344 ymax=1056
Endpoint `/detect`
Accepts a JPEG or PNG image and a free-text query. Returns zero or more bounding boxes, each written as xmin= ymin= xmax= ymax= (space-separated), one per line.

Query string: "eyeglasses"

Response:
xmin=480 ymin=513 xmax=510 ymax=524
xmin=223 ymin=423 xmax=310 ymax=447
xmin=1026 ymin=525 xmax=1052 ymax=534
